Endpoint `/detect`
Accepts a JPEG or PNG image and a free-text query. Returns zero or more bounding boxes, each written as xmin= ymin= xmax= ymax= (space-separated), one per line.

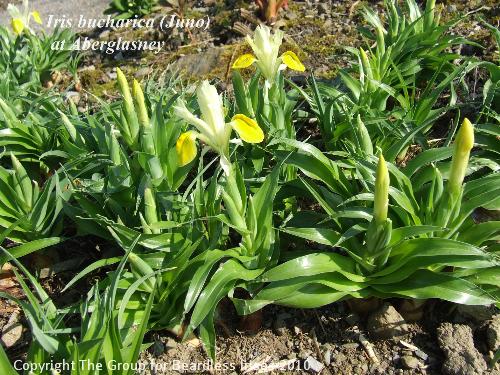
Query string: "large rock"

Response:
xmin=366 ymin=303 xmax=408 ymax=340
xmin=437 ymin=323 xmax=487 ymax=375
xmin=487 ymin=314 xmax=500 ymax=351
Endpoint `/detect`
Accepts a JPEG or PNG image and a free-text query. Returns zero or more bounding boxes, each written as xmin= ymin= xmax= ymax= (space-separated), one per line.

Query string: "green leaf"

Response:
xmin=372 ymin=269 xmax=496 ymax=305
xmin=458 ymin=221 xmax=500 ymax=246
xmin=0 ymin=237 xmax=63 ymax=265
xmin=62 ymin=257 xmax=121 ymax=293
xmin=260 ymin=253 xmax=365 ymax=283
xmin=279 ymin=227 xmax=341 ymax=247
xmin=189 ymin=259 xmax=263 ymax=332
xmin=0 ymin=344 xmax=19 ymax=375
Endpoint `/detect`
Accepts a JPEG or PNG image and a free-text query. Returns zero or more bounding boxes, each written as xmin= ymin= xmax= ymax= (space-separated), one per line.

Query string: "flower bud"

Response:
xmin=132 ymin=79 xmax=149 ymax=128
xmin=354 ymin=114 xmax=373 ymax=155
xmin=58 ymin=110 xmax=77 ymax=141
xmin=373 ymin=153 xmax=389 ymax=224
xmin=359 ymin=48 xmax=374 ymax=93
xmin=116 ymin=68 xmax=133 ymax=107
xmin=448 ymin=118 xmax=474 ymax=198
xmin=116 ymin=68 xmax=139 ymax=147
xmin=11 ymin=153 xmax=32 ymax=210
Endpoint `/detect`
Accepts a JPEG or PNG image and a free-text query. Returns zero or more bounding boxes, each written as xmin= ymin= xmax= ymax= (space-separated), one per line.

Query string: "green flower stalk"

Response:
xmin=11 ymin=153 xmax=32 ymax=211
xmin=128 ymin=253 xmax=156 ymax=293
xmin=144 ymin=185 xmax=159 ymax=234
xmin=365 ymin=153 xmax=392 ymax=269
xmin=354 ymin=114 xmax=373 ymax=155
xmin=447 ymin=118 xmax=474 ymax=199
xmin=132 ymin=79 xmax=155 ymax=155
xmin=108 ymin=127 xmax=121 ymax=166
xmin=359 ymin=48 xmax=373 ymax=92
xmin=373 ymin=153 xmax=389 ymax=225
xmin=58 ymin=110 xmax=77 ymax=141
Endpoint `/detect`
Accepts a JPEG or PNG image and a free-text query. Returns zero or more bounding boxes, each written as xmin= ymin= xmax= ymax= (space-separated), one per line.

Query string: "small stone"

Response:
xmin=401 ymin=355 xmax=419 ymax=369
xmin=107 ymin=71 xmax=117 ymax=80
xmin=1 ymin=312 xmax=23 ymax=348
xmin=273 ymin=316 xmax=287 ymax=336
xmin=186 ymin=337 xmax=201 ymax=347
xmin=287 ymin=352 xmax=297 ymax=360
xmin=294 ymin=326 xmax=301 ymax=335
xmin=304 ymin=356 xmax=324 ymax=373
xmin=335 ymin=352 xmax=346 ymax=362
xmin=367 ymin=303 xmax=408 ymax=340
xmin=285 ymin=10 xmax=298 ymax=20
xmin=99 ymin=30 xmax=110 ymax=40
xmin=299 ymin=349 xmax=312 ymax=359
xmin=38 ymin=267 xmax=52 ymax=279
xmin=134 ymin=67 xmax=153 ymax=79
xmin=415 ymin=349 xmax=429 ymax=361
xmin=323 ymin=349 xmax=332 ymax=365
xmin=79 ymin=65 xmax=96 ymax=72
xmin=317 ymin=3 xmax=330 ymax=14
xmin=487 ymin=314 xmax=500 ymax=351
xmin=165 ymin=338 xmax=177 ymax=349
xmin=342 ymin=342 xmax=359 ymax=350
xmin=65 ymin=91 xmax=81 ymax=105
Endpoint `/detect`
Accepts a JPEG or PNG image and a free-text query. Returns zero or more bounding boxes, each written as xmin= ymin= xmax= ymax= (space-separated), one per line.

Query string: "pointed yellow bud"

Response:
xmin=281 ymin=51 xmax=305 ymax=72
xmin=132 ymin=79 xmax=149 ymax=128
xmin=373 ymin=154 xmax=389 ymax=224
xmin=231 ymin=114 xmax=264 ymax=143
xmin=31 ymin=11 xmax=42 ymax=24
xmin=448 ymin=118 xmax=474 ymax=197
xmin=359 ymin=48 xmax=373 ymax=79
xmin=232 ymin=54 xmax=256 ymax=69
xmin=176 ymin=131 xmax=198 ymax=166
xmin=116 ymin=68 xmax=132 ymax=103
xmin=11 ymin=18 xmax=24 ymax=34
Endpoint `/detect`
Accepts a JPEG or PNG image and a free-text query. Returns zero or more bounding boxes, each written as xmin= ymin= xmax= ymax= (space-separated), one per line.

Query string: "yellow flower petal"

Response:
xmin=176 ymin=131 xmax=197 ymax=166
xmin=231 ymin=114 xmax=264 ymax=143
xmin=281 ymin=51 xmax=305 ymax=72
xmin=31 ymin=11 xmax=42 ymax=24
xmin=232 ymin=54 xmax=256 ymax=69
xmin=11 ymin=18 xmax=24 ymax=34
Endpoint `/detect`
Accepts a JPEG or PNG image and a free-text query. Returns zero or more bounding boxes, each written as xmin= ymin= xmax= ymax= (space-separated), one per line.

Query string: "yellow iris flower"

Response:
xmin=174 ymin=81 xmax=264 ymax=174
xmin=232 ymin=25 xmax=305 ymax=82
xmin=7 ymin=0 xmax=42 ymax=35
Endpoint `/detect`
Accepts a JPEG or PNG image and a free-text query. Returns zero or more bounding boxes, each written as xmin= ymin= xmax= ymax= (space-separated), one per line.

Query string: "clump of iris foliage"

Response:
xmin=0 ymin=0 xmax=499 ymax=372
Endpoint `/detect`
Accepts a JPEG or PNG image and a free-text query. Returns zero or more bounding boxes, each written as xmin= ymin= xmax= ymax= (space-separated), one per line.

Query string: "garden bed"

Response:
xmin=0 ymin=0 xmax=499 ymax=374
